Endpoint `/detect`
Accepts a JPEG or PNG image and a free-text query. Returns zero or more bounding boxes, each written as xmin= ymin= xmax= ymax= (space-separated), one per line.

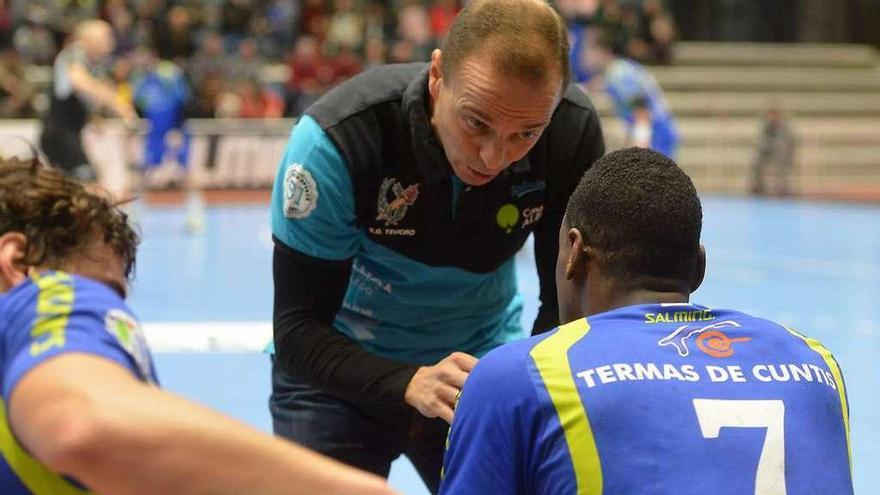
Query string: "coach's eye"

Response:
xmin=464 ymin=116 xmax=488 ymax=131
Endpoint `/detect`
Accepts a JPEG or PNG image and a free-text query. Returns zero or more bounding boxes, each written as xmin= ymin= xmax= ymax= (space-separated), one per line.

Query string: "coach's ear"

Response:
xmin=0 ymin=232 xmax=28 ymax=293
xmin=691 ymin=244 xmax=706 ymax=293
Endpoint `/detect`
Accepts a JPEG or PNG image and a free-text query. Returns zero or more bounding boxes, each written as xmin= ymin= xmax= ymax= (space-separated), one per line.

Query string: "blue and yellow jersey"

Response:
xmin=0 ymin=271 xmax=157 ymax=494
xmin=441 ymin=303 xmax=853 ymax=495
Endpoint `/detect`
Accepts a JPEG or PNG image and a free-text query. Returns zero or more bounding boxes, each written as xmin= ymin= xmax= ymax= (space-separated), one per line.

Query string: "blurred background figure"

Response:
xmin=751 ymin=106 xmax=796 ymax=196
xmin=133 ymin=48 xmax=204 ymax=232
xmin=38 ymin=19 xmax=136 ymax=182
xmin=582 ymin=28 xmax=678 ymax=158
xmin=0 ymin=45 xmax=35 ymax=118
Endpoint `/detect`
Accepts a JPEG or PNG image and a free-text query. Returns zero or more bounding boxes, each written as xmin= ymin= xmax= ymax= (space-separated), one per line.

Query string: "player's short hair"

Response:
xmin=441 ymin=0 xmax=570 ymax=89
xmin=0 ymin=157 xmax=138 ymax=279
xmin=565 ymin=147 xmax=702 ymax=290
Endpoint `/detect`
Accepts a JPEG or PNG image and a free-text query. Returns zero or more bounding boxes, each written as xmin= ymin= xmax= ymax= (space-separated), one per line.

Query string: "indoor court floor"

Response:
xmin=130 ymin=195 xmax=879 ymax=494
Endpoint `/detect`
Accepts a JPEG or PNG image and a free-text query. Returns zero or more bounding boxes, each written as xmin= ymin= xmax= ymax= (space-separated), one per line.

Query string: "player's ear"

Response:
xmin=564 ymin=227 xmax=588 ymax=281
xmin=691 ymin=244 xmax=706 ymax=293
xmin=0 ymin=232 xmax=29 ymax=292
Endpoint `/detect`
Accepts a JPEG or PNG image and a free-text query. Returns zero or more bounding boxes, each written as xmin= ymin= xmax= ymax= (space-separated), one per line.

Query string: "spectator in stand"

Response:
xmin=107 ymin=4 xmax=137 ymax=56
xmin=221 ymin=0 xmax=255 ymax=51
xmin=189 ymin=72 xmax=224 ymax=118
xmin=329 ymin=43 xmax=362 ymax=85
xmin=285 ymin=35 xmax=332 ymax=116
xmin=300 ymin=0 xmax=329 ymax=40
xmin=0 ymin=0 xmax=12 ymax=49
xmin=751 ymin=106 xmax=796 ymax=196
xmin=189 ymin=31 xmax=229 ymax=88
xmin=153 ymin=5 xmax=197 ymax=65
xmin=364 ymin=1 xmax=393 ymax=43
xmin=230 ymin=36 xmax=265 ymax=82
xmin=238 ymin=77 xmax=285 ymax=118
xmin=12 ymin=20 xmax=57 ymax=66
xmin=397 ymin=2 xmax=433 ymax=61
xmin=0 ymin=46 xmax=35 ymax=118
xmin=639 ymin=0 xmax=675 ymax=64
xmin=363 ymin=37 xmax=387 ymax=69
xmin=326 ymin=0 xmax=363 ymax=52
xmin=428 ymin=0 xmax=459 ymax=43
xmin=266 ymin=0 xmax=300 ymax=57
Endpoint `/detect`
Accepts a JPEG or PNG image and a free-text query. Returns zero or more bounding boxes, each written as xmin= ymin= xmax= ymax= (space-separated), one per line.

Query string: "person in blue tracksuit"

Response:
xmin=440 ymin=147 xmax=852 ymax=494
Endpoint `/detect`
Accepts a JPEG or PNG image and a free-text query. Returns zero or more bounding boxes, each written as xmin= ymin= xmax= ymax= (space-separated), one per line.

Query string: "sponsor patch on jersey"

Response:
xmin=376 ymin=177 xmax=419 ymax=227
xmin=104 ymin=309 xmax=154 ymax=382
xmin=283 ymin=164 xmax=318 ymax=219
xmin=657 ymin=320 xmax=750 ymax=358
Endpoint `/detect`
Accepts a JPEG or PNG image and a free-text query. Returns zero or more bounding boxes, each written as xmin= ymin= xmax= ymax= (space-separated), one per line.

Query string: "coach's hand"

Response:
xmin=405 ymin=352 xmax=478 ymax=424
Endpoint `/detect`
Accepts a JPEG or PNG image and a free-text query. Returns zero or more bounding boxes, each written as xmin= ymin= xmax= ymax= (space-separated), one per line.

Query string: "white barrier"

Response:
xmin=0 ymin=118 xmax=295 ymax=199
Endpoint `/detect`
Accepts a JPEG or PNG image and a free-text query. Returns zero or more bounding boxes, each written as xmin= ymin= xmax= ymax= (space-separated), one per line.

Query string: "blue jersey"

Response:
xmin=441 ymin=303 xmax=853 ymax=495
xmin=605 ymin=59 xmax=679 ymax=159
xmin=0 ymin=271 xmax=157 ymax=494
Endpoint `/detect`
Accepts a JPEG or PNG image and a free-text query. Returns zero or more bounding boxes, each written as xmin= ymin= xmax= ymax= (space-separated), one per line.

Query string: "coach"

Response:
xmin=268 ymin=0 xmax=605 ymax=491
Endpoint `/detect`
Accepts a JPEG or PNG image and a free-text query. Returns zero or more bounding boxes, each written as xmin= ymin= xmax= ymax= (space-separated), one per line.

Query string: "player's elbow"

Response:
xmin=36 ymin=400 xmax=108 ymax=474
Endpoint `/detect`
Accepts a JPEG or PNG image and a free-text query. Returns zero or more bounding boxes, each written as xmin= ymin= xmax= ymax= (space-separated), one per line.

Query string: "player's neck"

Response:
xmin=587 ymin=289 xmax=690 ymax=317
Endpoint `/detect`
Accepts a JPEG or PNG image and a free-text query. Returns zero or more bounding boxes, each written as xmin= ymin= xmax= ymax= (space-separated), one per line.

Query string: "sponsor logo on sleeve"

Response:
xmin=283 ymin=163 xmax=318 ymax=219
xmin=104 ymin=309 xmax=155 ymax=382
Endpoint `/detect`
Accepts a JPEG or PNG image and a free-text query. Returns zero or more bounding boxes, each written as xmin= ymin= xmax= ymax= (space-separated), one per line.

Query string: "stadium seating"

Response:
xmin=594 ymin=42 xmax=880 ymax=196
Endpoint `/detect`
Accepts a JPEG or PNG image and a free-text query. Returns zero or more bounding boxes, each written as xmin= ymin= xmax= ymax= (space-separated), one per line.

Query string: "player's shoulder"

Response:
xmin=472 ymin=328 xmax=570 ymax=388
xmin=29 ymin=271 xmax=130 ymax=318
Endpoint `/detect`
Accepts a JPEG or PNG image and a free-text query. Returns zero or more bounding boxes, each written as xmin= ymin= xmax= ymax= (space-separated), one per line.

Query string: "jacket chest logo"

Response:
xmin=376 ymin=178 xmax=419 ymax=226
xmin=495 ymin=203 xmax=544 ymax=233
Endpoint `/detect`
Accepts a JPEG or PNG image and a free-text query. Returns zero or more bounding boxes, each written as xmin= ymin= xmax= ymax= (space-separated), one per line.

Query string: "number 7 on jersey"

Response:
xmin=693 ymin=399 xmax=786 ymax=495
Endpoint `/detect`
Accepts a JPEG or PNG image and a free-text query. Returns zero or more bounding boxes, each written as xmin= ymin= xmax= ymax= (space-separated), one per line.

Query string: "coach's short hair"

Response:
xmin=565 ymin=147 xmax=702 ymax=290
xmin=441 ymin=0 xmax=570 ymax=88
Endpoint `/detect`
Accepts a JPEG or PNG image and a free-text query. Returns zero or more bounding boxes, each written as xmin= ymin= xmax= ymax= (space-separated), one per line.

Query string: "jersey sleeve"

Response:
xmin=440 ymin=341 xmax=542 ymax=494
xmin=270 ymin=115 xmax=360 ymax=260
xmin=2 ymin=274 xmax=156 ymax=400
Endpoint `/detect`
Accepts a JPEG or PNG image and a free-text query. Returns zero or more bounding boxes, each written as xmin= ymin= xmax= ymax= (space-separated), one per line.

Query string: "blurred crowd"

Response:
xmin=0 ymin=0 xmax=675 ymax=120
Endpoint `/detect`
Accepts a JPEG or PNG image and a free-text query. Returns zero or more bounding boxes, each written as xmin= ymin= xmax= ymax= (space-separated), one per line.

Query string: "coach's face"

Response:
xmin=428 ymin=49 xmax=562 ymax=186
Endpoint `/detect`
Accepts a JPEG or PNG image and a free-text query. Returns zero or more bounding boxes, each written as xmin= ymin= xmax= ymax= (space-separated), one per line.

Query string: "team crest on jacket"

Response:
xmin=283 ymin=163 xmax=318 ymax=219
xmin=376 ymin=178 xmax=419 ymax=226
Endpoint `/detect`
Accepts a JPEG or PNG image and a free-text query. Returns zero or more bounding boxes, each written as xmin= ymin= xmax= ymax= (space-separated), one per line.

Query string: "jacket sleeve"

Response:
xmin=272 ymin=239 xmax=419 ymax=405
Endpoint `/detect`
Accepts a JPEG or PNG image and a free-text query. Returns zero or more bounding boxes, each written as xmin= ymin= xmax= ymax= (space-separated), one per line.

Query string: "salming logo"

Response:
xmin=658 ymin=320 xmax=750 ymax=358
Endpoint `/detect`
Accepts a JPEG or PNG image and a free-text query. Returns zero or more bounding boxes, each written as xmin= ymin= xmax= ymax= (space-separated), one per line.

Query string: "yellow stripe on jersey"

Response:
xmin=0 ymin=399 xmax=93 ymax=495
xmin=30 ymin=272 xmax=75 ymax=356
xmin=784 ymin=326 xmax=852 ymax=474
xmin=530 ymin=318 xmax=601 ymax=495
